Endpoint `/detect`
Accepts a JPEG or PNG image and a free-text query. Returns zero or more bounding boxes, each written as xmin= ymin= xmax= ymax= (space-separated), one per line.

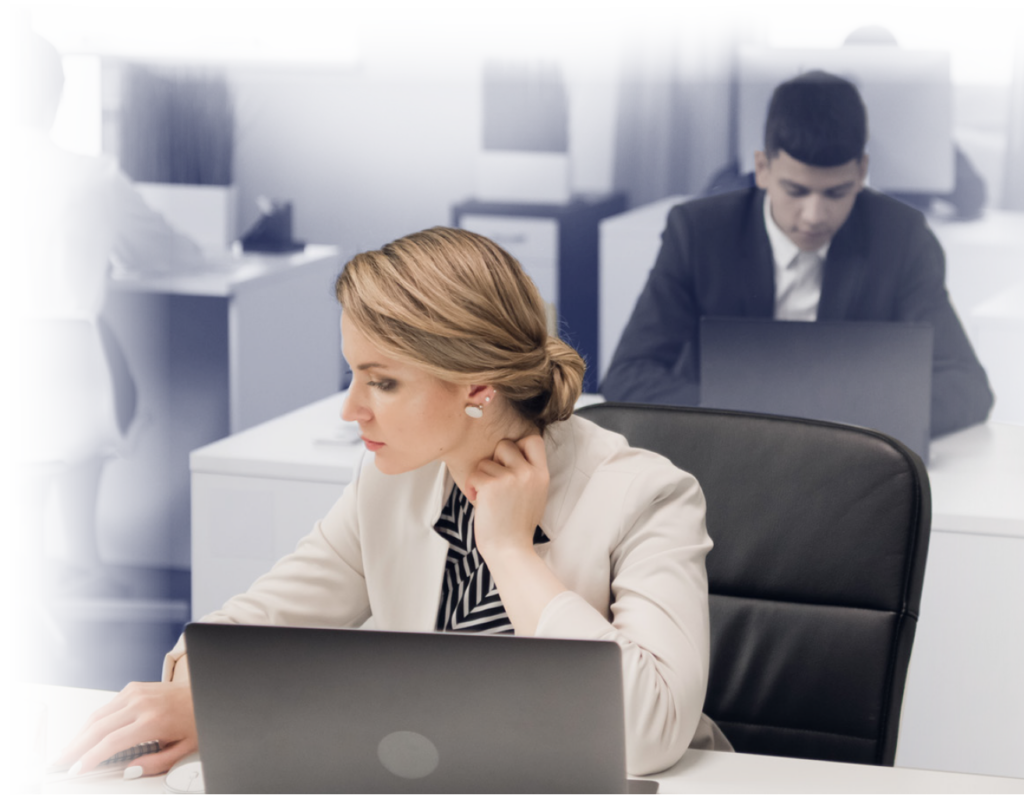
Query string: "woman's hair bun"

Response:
xmin=536 ymin=336 xmax=585 ymax=427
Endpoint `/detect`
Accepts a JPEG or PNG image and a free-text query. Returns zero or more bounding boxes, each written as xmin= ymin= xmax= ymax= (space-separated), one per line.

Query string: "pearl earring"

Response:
xmin=465 ymin=395 xmax=491 ymax=419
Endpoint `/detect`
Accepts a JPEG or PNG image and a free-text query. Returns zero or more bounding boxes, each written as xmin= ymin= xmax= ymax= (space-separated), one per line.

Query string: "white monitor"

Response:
xmin=50 ymin=55 xmax=102 ymax=156
xmin=737 ymin=46 xmax=954 ymax=193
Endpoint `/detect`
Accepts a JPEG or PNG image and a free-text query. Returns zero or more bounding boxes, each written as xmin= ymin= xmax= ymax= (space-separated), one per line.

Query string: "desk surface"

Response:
xmin=927 ymin=420 xmax=1024 ymax=537
xmin=192 ymin=391 xmax=1024 ymax=539
xmin=29 ymin=686 xmax=1023 ymax=794
xmin=109 ymin=244 xmax=340 ymax=298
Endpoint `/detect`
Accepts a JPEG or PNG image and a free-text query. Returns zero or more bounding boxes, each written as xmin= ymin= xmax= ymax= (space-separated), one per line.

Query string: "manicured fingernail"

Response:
xmin=123 ymin=765 xmax=143 ymax=780
xmin=68 ymin=761 xmax=83 ymax=776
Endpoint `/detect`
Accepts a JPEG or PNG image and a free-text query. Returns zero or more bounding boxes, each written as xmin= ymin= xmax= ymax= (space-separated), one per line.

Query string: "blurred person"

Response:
xmin=603 ymin=70 xmax=993 ymax=438
xmin=15 ymin=29 xmax=207 ymax=598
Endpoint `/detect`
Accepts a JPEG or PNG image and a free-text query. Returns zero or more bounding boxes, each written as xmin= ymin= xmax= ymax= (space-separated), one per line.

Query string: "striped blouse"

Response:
xmin=433 ymin=484 xmax=549 ymax=634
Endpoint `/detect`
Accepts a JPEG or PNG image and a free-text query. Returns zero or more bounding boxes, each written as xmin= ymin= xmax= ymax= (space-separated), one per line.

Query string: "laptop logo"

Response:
xmin=377 ymin=731 xmax=441 ymax=779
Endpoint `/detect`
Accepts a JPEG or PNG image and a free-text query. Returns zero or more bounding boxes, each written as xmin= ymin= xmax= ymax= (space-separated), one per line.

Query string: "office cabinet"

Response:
xmin=453 ymin=193 xmax=626 ymax=393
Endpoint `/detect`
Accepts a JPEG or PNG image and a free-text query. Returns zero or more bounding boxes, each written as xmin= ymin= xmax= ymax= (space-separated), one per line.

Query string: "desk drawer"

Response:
xmin=515 ymin=255 xmax=559 ymax=307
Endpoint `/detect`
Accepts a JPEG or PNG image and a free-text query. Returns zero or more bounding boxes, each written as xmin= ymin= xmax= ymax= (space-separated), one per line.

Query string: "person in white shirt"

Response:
xmin=602 ymin=70 xmax=993 ymax=438
xmin=8 ymin=24 xmax=205 ymax=598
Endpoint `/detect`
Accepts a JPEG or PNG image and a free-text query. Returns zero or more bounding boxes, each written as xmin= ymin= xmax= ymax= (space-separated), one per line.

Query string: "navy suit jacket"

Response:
xmin=601 ymin=187 xmax=993 ymax=437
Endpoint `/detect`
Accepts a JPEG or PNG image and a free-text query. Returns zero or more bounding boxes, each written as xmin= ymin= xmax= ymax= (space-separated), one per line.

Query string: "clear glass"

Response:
xmin=9 ymin=700 xmax=47 ymax=795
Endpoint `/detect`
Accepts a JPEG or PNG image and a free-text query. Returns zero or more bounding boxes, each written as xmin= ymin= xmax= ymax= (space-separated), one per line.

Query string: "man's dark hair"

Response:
xmin=764 ymin=70 xmax=868 ymax=166
xmin=7 ymin=25 xmax=64 ymax=129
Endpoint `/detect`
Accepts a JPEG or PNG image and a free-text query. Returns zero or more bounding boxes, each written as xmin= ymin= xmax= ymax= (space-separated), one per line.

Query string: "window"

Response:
xmin=757 ymin=7 xmax=1017 ymax=86
xmin=30 ymin=4 xmax=359 ymax=66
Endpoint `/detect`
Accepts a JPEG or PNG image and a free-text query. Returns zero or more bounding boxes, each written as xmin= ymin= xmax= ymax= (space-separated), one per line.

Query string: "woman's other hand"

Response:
xmin=56 ymin=680 xmax=197 ymax=778
xmin=466 ymin=434 xmax=549 ymax=560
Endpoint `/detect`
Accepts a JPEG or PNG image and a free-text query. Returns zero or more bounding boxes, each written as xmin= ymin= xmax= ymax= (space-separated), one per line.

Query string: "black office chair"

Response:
xmin=575 ymin=402 xmax=931 ymax=766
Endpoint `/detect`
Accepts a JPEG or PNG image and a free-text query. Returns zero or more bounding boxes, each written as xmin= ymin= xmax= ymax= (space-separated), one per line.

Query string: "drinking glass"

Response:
xmin=10 ymin=700 xmax=47 ymax=795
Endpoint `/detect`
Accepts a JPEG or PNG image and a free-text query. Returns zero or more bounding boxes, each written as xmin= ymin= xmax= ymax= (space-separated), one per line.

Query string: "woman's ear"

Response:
xmin=466 ymin=384 xmax=495 ymax=406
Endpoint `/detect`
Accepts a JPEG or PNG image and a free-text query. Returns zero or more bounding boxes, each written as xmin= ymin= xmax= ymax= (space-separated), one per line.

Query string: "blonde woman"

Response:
xmin=59 ymin=227 xmax=729 ymax=779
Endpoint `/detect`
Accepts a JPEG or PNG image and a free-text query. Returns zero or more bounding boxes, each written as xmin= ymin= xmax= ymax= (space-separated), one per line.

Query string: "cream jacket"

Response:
xmin=165 ymin=414 xmax=726 ymax=774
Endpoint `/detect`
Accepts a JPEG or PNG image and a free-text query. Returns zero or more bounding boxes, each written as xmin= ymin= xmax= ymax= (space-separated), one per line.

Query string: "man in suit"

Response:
xmin=601 ymin=70 xmax=993 ymax=438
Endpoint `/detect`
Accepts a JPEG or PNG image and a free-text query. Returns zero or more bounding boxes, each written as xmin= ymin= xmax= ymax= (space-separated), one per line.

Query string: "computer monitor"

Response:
xmin=49 ymin=54 xmax=103 ymax=157
xmin=737 ymin=46 xmax=954 ymax=193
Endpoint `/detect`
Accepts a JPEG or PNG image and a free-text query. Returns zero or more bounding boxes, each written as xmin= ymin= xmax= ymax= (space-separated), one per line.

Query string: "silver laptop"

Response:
xmin=186 ymin=623 xmax=640 ymax=793
xmin=699 ymin=318 xmax=933 ymax=461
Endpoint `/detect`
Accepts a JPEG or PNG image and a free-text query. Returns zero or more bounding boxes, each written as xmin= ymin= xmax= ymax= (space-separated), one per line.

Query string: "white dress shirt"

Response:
xmin=762 ymin=193 xmax=830 ymax=321
xmin=9 ymin=124 xmax=204 ymax=313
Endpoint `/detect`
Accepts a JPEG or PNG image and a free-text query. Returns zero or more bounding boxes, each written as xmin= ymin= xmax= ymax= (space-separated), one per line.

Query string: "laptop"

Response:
xmin=699 ymin=318 xmax=933 ymax=461
xmin=185 ymin=623 xmax=645 ymax=794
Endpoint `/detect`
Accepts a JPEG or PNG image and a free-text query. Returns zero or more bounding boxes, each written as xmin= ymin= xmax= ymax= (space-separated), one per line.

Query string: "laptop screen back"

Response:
xmin=699 ymin=318 xmax=933 ymax=461
xmin=185 ymin=623 xmax=627 ymax=794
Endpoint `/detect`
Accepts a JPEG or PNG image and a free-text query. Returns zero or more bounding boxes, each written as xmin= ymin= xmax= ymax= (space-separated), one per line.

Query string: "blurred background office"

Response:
xmin=5 ymin=0 xmax=1023 ymax=778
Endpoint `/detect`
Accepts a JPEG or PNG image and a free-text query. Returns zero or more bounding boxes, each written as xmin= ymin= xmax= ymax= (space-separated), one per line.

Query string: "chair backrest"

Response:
xmin=10 ymin=315 xmax=121 ymax=465
xmin=575 ymin=402 xmax=931 ymax=766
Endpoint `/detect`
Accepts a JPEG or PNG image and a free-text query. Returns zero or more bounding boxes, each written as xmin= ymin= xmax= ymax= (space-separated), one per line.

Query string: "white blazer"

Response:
xmin=165 ymin=414 xmax=726 ymax=774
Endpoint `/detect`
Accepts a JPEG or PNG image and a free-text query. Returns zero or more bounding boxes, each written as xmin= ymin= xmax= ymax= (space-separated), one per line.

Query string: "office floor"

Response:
xmin=28 ymin=564 xmax=190 ymax=692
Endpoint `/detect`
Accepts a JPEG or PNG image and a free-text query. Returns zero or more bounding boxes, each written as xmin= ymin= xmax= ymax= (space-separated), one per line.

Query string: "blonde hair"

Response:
xmin=335 ymin=227 xmax=585 ymax=432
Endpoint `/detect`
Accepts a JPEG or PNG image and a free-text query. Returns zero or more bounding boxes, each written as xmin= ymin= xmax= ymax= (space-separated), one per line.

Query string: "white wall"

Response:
xmin=229 ymin=9 xmax=622 ymax=256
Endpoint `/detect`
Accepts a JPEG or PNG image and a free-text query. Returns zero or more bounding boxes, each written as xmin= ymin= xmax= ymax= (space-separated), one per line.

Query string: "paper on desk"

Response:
xmin=312 ymin=421 xmax=362 ymax=446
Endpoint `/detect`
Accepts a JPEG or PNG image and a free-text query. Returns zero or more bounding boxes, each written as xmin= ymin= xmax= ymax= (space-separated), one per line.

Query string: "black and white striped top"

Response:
xmin=433 ymin=484 xmax=549 ymax=634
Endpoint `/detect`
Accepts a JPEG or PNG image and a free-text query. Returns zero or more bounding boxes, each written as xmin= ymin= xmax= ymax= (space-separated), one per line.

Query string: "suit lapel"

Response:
xmin=742 ymin=190 xmax=777 ymax=318
xmin=818 ymin=193 xmax=869 ymax=320
xmin=381 ymin=462 xmax=452 ymax=632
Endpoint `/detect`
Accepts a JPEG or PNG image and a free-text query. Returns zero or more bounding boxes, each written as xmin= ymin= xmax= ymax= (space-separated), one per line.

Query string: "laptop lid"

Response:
xmin=698 ymin=318 xmax=933 ymax=461
xmin=185 ymin=623 xmax=628 ymax=794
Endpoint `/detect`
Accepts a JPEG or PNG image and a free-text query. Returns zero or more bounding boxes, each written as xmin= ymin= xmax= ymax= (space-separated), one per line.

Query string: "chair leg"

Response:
xmin=21 ymin=506 xmax=71 ymax=659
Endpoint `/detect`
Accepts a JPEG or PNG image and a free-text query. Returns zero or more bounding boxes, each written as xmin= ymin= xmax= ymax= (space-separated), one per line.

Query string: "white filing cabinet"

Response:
xmin=459 ymin=214 xmax=560 ymax=307
xmin=453 ymin=194 xmax=627 ymax=394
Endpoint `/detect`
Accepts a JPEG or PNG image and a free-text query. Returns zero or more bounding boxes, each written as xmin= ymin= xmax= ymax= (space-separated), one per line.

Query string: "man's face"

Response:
xmin=754 ymin=149 xmax=868 ymax=252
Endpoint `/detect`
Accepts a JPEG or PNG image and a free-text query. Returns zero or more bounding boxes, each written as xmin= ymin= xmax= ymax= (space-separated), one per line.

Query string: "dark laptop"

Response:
xmin=185 ymin=623 xmax=642 ymax=794
xmin=699 ymin=318 xmax=933 ymax=461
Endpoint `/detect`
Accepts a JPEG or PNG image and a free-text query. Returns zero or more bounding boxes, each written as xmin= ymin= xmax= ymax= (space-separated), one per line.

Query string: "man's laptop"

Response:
xmin=185 ymin=623 xmax=648 ymax=794
xmin=698 ymin=318 xmax=933 ymax=461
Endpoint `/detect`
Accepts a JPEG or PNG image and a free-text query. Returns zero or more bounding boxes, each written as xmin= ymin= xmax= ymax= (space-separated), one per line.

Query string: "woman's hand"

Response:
xmin=465 ymin=435 xmax=567 ymax=635
xmin=56 ymin=680 xmax=197 ymax=778
xmin=465 ymin=435 xmax=549 ymax=561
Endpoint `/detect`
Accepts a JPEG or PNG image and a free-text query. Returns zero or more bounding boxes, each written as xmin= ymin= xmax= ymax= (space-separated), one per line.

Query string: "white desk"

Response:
xmin=929 ymin=211 xmax=1024 ymax=320
xmin=965 ymin=280 xmax=1024 ymax=427
xmin=895 ymin=422 xmax=1024 ymax=780
xmin=29 ymin=686 xmax=1023 ymax=794
xmin=598 ymin=202 xmax=1024 ymax=423
xmin=97 ymin=246 xmax=343 ymax=569
xmin=190 ymin=393 xmax=1024 ymax=780
xmin=190 ymin=393 xmax=362 ymax=619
